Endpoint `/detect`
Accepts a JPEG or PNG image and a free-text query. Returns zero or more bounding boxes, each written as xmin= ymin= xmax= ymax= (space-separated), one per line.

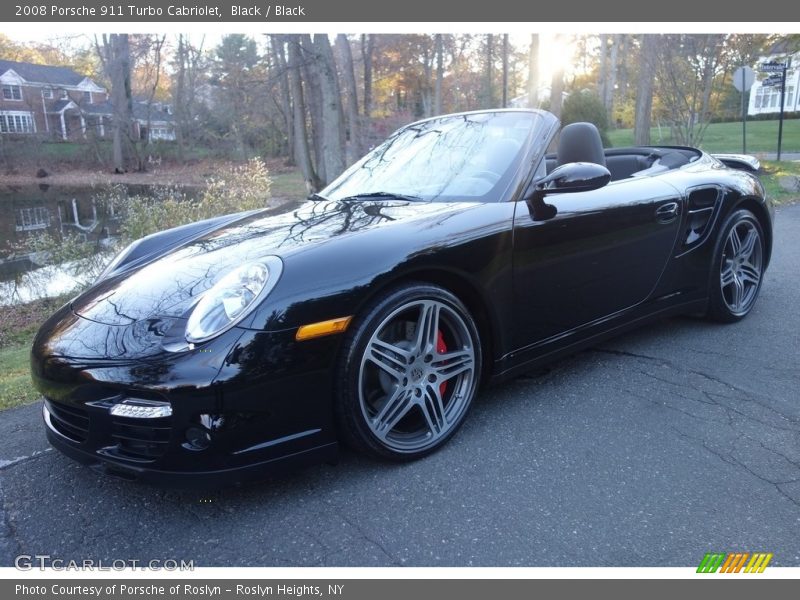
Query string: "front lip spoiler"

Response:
xmin=43 ymin=404 xmax=339 ymax=490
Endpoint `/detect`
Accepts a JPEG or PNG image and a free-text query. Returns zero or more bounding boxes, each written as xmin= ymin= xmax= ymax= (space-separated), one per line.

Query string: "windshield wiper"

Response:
xmin=339 ymin=191 xmax=424 ymax=202
xmin=308 ymin=192 xmax=329 ymax=201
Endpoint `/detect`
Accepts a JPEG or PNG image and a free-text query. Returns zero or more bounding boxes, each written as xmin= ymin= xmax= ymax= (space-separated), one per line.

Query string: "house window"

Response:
xmin=42 ymin=87 xmax=53 ymax=99
xmin=2 ymin=85 xmax=22 ymax=100
xmin=83 ymin=91 xmax=92 ymax=103
xmin=59 ymin=89 xmax=69 ymax=100
xmin=15 ymin=207 xmax=50 ymax=232
xmin=0 ymin=111 xmax=35 ymax=133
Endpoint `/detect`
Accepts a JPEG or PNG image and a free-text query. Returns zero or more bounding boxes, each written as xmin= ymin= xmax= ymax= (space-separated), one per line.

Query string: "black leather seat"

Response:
xmin=556 ymin=122 xmax=606 ymax=168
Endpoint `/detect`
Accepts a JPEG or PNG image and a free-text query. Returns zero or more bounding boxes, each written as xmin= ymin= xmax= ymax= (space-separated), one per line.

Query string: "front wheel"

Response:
xmin=706 ymin=208 xmax=765 ymax=322
xmin=335 ymin=284 xmax=482 ymax=461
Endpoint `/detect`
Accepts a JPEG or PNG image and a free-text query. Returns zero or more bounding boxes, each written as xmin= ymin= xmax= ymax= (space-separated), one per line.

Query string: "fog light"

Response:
xmin=184 ymin=426 xmax=211 ymax=451
xmin=109 ymin=399 xmax=172 ymax=419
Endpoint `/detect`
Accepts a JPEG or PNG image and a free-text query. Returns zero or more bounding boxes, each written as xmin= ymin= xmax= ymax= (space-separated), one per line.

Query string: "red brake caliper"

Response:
xmin=437 ymin=331 xmax=448 ymax=397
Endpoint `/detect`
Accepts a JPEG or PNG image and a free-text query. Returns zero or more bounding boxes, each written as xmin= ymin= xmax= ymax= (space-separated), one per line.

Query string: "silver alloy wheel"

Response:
xmin=720 ymin=219 xmax=763 ymax=315
xmin=358 ymin=299 xmax=477 ymax=453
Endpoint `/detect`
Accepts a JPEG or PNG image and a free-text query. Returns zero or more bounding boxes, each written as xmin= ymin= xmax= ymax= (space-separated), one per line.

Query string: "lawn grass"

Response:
xmin=270 ymin=169 xmax=307 ymax=201
xmin=759 ymin=160 xmax=800 ymax=204
xmin=607 ymin=118 xmax=800 ymax=154
xmin=0 ymin=295 xmax=70 ymax=411
xmin=0 ymin=345 xmax=38 ymax=410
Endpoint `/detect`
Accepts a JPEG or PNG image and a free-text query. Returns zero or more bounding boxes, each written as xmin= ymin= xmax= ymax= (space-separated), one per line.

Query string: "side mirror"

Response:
xmin=537 ymin=161 xmax=611 ymax=194
xmin=527 ymin=162 xmax=611 ymax=221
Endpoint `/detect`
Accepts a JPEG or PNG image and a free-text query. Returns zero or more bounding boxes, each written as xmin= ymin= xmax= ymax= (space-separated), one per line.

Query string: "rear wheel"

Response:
xmin=335 ymin=284 xmax=481 ymax=461
xmin=707 ymin=209 xmax=765 ymax=322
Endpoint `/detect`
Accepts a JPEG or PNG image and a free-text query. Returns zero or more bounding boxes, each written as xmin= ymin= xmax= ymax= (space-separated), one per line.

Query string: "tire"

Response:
xmin=335 ymin=283 xmax=482 ymax=461
xmin=706 ymin=208 xmax=765 ymax=323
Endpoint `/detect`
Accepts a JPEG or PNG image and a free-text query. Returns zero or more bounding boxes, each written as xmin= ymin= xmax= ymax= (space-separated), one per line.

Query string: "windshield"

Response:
xmin=321 ymin=111 xmax=542 ymax=203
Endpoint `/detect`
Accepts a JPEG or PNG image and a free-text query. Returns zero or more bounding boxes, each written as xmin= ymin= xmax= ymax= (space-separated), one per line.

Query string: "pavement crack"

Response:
xmin=336 ymin=511 xmax=402 ymax=566
xmin=590 ymin=347 xmax=667 ymax=364
xmin=0 ymin=479 xmax=24 ymax=562
xmin=0 ymin=448 xmax=53 ymax=471
xmin=671 ymin=427 xmax=800 ymax=508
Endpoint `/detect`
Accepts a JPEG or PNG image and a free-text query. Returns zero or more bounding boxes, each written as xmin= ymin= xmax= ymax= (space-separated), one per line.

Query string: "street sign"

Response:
xmin=733 ymin=66 xmax=755 ymax=92
xmin=760 ymin=61 xmax=787 ymax=72
xmin=762 ymin=74 xmax=784 ymax=88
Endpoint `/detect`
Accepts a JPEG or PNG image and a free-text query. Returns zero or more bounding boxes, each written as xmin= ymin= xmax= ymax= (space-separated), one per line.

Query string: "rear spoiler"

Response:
xmin=711 ymin=153 xmax=760 ymax=173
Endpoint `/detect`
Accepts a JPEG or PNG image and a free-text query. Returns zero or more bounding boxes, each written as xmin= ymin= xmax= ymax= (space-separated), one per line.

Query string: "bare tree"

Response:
xmin=634 ymin=34 xmax=658 ymax=145
xmin=549 ymin=35 xmax=565 ymax=118
xmin=528 ymin=34 xmax=540 ymax=108
xmin=313 ymin=34 xmax=346 ymax=183
xmin=286 ymin=35 xmax=320 ymax=193
xmin=606 ymin=34 xmax=619 ymax=126
xmin=655 ymin=34 xmax=725 ymax=145
xmin=298 ymin=34 xmax=326 ymax=182
xmin=270 ymin=35 xmax=294 ymax=164
xmin=139 ymin=35 xmax=166 ymax=165
xmin=336 ymin=34 xmax=362 ymax=159
xmin=361 ymin=34 xmax=373 ymax=118
xmin=501 ymin=34 xmax=509 ymax=108
xmin=96 ymin=34 xmax=134 ymax=173
xmin=598 ymin=34 xmax=608 ymax=109
xmin=434 ymin=34 xmax=444 ymax=115
xmin=173 ymin=34 xmax=205 ymax=162
xmin=485 ymin=34 xmax=494 ymax=108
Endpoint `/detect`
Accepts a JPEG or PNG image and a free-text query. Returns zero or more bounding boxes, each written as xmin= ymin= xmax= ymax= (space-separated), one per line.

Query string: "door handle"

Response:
xmin=655 ymin=201 xmax=680 ymax=223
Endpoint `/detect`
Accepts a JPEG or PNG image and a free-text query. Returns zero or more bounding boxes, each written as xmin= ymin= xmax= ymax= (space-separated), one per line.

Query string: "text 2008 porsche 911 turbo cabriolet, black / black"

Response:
xmin=31 ymin=109 xmax=773 ymax=487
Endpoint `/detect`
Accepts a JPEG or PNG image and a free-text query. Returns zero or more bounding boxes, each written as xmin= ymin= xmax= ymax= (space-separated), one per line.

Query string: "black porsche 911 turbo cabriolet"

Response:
xmin=31 ymin=109 xmax=773 ymax=487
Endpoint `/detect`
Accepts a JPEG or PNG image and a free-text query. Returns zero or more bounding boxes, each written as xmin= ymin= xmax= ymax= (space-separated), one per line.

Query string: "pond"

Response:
xmin=0 ymin=183 xmax=185 ymax=305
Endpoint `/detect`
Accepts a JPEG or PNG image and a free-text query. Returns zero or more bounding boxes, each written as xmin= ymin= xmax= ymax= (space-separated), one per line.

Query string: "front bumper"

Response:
xmin=33 ymin=315 xmax=344 ymax=488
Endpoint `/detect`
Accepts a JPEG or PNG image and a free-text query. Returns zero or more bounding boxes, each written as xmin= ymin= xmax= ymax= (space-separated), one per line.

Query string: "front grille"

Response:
xmin=45 ymin=399 xmax=89 ymax=443
xmin=111 ymin=418 xmax=172 ymax=460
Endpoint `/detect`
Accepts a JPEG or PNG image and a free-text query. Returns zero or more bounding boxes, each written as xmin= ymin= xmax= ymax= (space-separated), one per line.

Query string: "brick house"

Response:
xmin=0 ymin=59 xmax=175 ymax=142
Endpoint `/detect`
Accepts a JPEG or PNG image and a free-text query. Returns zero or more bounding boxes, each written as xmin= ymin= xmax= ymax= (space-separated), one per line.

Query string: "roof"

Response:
xmin=48 ymin=100 xmax=75 ymax=113
xmin=81 ymin=99 xmax=175 ymax=123
xmin=0 ymin=59 xmax=87 ymax=86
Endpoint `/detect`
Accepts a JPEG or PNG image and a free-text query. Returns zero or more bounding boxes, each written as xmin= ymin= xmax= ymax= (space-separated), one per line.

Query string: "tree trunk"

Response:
xmin=434 ymin=34 xmax=444 ymax=115
xmin=271 ymin=34 xmax=294 ymax=164
xmin=102 ymin=34 xmax=134 ymax=174
xmin=607 ymin=34 xmax=619 ymax=126
xmin=174 ymin=34 xmax=187 ymax=162
xmin=314 ymin=34 xmax=346 ymax=184
xmin=485 ymin=34 xmax=494 ymax=108
xmin=502 ymin=34 xmax=509 ymax=108
xmin=421 ymin=40 xmax=433 ymax=117
xmin=299 ymin=34 xmax=326 ymax=183
xmin=361 ymin=34 xmax=373 ymax=118
xmin=287 ymin=35 xmax=320 ymax=193
xmin=336 ymin=34 xmax=361 ymax=160
xmin=634 ymin=34 xmax=658 ymax=145
xmin=598 ymin=34 xmax=608 ymax=107
xmin=617 ymin=34 xmax=629 ymax=106
xmin=528 ymin=34 xmax=539 ymax=108
xmin=549 ymin=35 xmax=565 ymax=118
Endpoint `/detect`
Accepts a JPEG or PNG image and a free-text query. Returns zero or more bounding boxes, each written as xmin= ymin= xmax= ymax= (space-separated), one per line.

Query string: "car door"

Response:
xmin=511 ymin=175 xmax=683 ymax=350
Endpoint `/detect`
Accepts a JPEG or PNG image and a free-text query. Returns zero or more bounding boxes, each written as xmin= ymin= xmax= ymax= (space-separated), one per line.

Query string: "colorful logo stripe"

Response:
xmin=697 ymin=552 xmax=772 ymax=573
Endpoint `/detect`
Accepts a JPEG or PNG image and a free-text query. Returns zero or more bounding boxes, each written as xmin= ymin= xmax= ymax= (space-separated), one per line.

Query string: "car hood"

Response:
xmin=72 ymin=199 xmax=468 ymax=326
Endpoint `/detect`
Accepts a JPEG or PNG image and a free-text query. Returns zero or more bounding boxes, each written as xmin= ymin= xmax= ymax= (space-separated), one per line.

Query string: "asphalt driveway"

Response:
xmin=1 ymin=204 xmax=798 ymax=568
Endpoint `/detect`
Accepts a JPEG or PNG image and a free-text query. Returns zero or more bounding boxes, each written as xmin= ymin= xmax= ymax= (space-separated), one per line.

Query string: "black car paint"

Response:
xmin=31 ymin=110 xmax=774 ymax=487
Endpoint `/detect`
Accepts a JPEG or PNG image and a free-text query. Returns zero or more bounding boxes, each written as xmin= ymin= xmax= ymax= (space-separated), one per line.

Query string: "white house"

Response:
xmin=748 ymin=40 xmax=799 ymax=116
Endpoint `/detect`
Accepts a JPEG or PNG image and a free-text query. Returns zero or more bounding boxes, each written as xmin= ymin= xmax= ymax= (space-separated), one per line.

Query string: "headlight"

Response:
xmin=185 ymin=257 xmax=283 ymax=343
